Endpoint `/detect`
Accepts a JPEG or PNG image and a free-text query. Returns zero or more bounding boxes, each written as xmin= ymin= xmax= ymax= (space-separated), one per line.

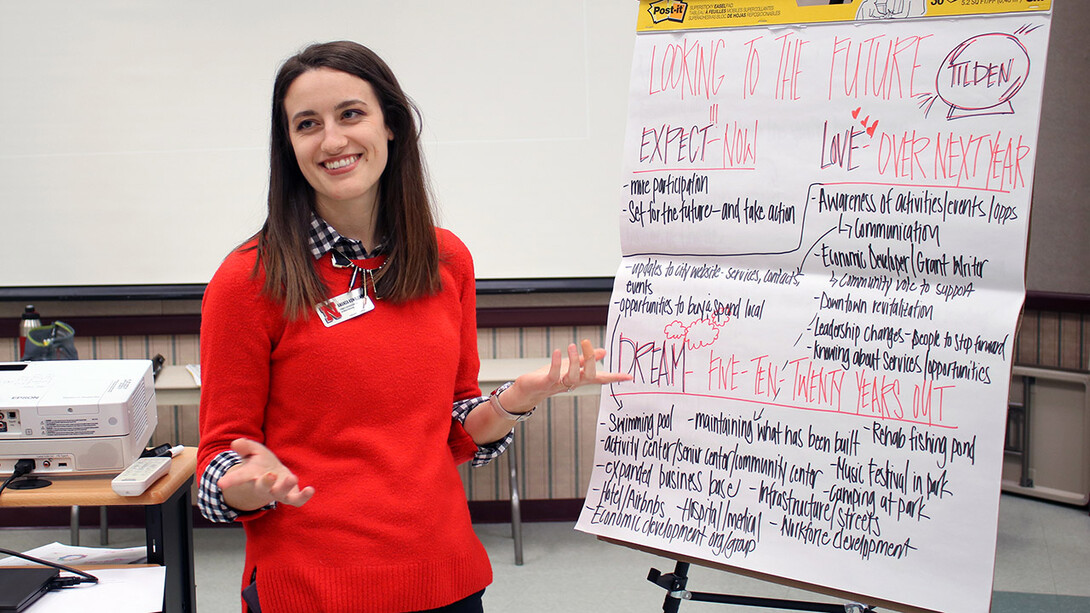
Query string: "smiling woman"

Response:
xmin=193 ymin=40 xmax=631 ymax=613
xmin=256 ymin=42 xmax=442 ymax=317
xmin=285 ymin=69 xmax=393 ymax=246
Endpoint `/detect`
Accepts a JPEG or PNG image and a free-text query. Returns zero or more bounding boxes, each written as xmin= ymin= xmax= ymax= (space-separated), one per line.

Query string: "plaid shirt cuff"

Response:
xmin=197 ymin=450 xmax=275 ymax=523
xmin=453 ymin=381 xmax=515 ymax=467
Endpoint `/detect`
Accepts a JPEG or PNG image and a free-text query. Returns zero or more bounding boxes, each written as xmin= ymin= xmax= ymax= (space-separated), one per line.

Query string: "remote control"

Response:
xmin=111 ymin=456 xmax=172 ymax=496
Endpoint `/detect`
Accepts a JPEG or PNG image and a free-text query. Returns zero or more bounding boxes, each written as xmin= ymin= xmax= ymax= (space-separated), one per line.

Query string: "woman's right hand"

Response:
xmin=217 ymin=438 xmax=315 ymax=511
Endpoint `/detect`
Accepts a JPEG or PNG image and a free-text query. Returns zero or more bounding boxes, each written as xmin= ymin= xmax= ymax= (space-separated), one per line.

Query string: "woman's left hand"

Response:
xmin=463 ymin=339 xmax=632 ymax=444
xmin=513 ymin=339 xmax=632 ymax=408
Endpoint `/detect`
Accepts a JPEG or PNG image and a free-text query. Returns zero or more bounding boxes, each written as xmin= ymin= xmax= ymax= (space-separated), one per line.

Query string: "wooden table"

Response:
xmin=0 ymin=448 xmax=198 ymax=613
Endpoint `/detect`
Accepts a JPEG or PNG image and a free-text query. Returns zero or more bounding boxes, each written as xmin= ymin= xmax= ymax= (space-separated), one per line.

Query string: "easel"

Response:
xmin=648 ymin=561 xmax=876 ymax=613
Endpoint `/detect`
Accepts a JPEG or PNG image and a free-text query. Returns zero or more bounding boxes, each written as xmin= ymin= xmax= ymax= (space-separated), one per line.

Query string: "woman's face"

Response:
xmin=283 ymin=67 xmax=394 ymax=215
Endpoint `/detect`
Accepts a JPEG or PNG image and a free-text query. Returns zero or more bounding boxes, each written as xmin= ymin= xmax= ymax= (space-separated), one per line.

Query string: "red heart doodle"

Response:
xmin=851 ymin=107 xmax=861 ymax=119
xmin=866 ymin=121 xmax=878 ymax=137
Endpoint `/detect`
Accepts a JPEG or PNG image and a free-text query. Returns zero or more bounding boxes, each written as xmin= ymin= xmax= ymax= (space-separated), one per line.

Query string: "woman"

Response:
xmin=195 ymin=41 xmax=629 ymax=613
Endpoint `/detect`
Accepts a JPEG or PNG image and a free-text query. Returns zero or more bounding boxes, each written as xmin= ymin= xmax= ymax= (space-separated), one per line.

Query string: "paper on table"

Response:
xmin=0 ymin=542 xmax=146 ymax=566
xmin=27 ymin=566 xmax=165 ymax=613
xmin=185 ymin=363 xmax=201 ymax=386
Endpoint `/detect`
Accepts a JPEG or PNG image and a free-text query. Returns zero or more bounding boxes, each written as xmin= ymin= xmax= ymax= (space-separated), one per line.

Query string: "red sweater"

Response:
xmin=197 ymin=229 xmax=491 ymax=612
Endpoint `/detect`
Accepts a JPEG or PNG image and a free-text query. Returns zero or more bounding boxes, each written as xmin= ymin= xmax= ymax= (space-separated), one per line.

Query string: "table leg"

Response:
xmin=509 ymin=432 xmax=523 ymax=566
xmin=70 ymin=505 xmax=79 ymax=545
xmin=145 ymin=476 xmax=196 ymax=613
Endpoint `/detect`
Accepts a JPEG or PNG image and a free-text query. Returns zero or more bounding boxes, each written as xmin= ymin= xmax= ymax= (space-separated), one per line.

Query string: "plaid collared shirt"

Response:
xmin=307 ymin=212 xmax=384 ymax=260
xmin=197 ymin=215 xmax=513 ymax=523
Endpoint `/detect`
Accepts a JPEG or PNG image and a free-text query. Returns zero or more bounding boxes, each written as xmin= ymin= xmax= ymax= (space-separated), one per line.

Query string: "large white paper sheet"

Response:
xmin=577 ymin=11 xmax=1051 ymax=613
xmin=27 ymin=567 xmax=165 ymax=613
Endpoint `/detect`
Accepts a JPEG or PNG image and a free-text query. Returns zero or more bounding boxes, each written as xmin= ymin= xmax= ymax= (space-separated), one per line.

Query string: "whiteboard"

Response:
xmin=0 ymin=1 xmax=633 ymax=293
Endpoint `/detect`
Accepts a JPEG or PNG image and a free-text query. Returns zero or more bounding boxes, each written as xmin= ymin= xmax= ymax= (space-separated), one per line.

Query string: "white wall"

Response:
xmin=0 ymin=1 xmax=635 ymax=290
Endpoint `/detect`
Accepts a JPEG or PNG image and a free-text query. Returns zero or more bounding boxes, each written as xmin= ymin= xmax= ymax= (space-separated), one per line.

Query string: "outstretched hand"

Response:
xmin=516 ymin=339 xmax=632 ymax=407
xmin=218 ymin=438 xmax=315 ymax=512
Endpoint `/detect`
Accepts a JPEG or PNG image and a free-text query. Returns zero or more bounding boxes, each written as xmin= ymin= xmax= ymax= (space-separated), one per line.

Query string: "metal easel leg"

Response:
xmin=648 ymin=561 xmax=876 ymax=612
xmin=650 ymin=561 xmax=690 ymax=613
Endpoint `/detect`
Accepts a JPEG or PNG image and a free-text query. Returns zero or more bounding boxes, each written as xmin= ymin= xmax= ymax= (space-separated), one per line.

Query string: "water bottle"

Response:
xmin=18 ymin=305 xmax=41 ymax=360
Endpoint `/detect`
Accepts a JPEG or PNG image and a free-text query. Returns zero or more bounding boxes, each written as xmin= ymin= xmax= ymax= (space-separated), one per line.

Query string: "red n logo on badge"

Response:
xmin=318 ymin=302 xmax=342 ymax=324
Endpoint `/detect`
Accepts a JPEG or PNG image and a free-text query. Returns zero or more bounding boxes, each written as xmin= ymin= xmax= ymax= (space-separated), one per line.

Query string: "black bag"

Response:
xmin=22 ymin=321 xmax=78 ymax=361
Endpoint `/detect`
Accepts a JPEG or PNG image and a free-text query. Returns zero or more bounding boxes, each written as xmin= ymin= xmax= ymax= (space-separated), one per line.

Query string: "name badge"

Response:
xmin=314 ymin=288 xmax=375 ymax=327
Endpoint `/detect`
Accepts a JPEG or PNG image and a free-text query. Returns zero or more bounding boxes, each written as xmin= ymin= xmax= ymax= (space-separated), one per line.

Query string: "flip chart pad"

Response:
xmin=576 ymin=3 xmax=1053 ymax=612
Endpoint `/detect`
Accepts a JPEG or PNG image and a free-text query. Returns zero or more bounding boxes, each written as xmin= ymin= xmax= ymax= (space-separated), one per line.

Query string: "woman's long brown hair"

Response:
xmin=252 ymin=41 xmax=440 ymax=319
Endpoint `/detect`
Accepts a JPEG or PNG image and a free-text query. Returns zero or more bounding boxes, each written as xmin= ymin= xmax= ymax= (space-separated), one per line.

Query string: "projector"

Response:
xmin=0 ymin=359 xmax=157 ymax=475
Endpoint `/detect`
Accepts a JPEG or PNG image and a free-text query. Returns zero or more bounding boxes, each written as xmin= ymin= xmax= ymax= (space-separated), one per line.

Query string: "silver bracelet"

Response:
xmin=490 ymin=386 xmax=535 ymax=422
